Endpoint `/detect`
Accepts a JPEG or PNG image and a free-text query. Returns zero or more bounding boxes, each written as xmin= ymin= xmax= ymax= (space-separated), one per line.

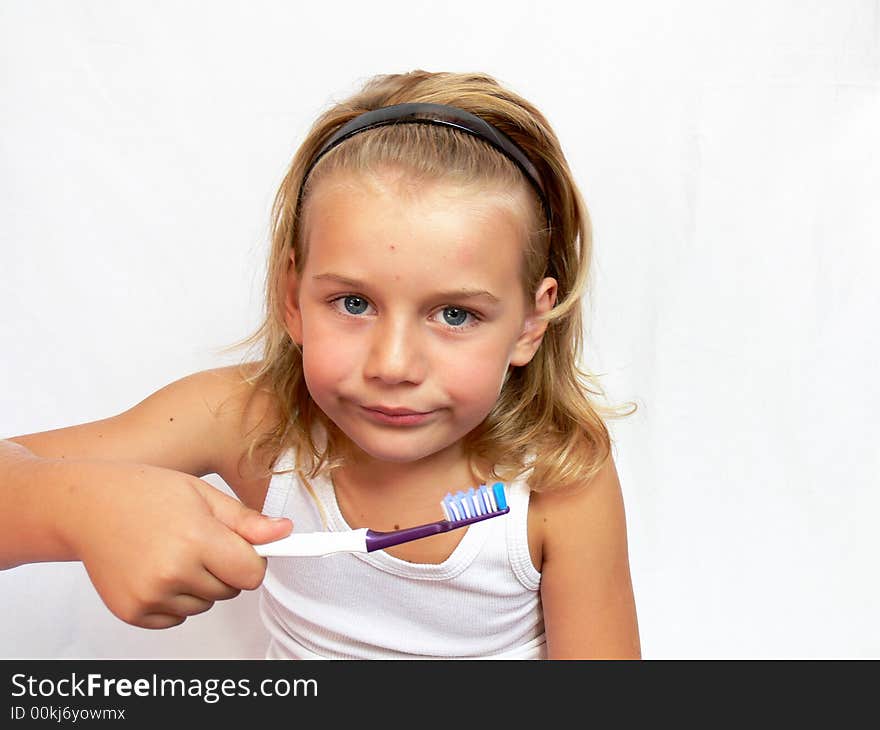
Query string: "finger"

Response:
xmin=193 ymin=480 xmax=293 ymax=544
xmin=200 ymin=520 xmax=269 ymax=592
xmin=188 ymin=570 xmax=242 ymax=603
xmin=143 ymin=592 xmax=215 ymax=620
xmin=249 ymin=516 xmax=294 ymax=545
xmin=139 ymin=613 xmax=187 ymax=630
xmin=162 ymin=593 xmax=215 ymax=617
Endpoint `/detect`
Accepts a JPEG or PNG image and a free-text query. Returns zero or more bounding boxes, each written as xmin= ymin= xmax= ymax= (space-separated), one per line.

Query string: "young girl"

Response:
xmin=1 ymin=70 xmax=640 ymax=659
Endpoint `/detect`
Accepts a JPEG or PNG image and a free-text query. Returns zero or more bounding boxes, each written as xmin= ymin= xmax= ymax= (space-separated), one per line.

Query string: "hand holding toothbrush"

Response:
xmin=41 ymin=459 xmax=293 ymax=629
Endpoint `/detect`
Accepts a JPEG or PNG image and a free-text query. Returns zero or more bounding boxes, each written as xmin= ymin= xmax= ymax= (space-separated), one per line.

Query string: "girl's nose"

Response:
xmin=363 ymin=315 xmax=426 ymax=385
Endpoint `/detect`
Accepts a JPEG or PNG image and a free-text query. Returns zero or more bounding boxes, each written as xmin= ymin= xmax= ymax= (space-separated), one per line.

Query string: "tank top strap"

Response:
xmin=504 ymin=475 xmax=541 ymax=591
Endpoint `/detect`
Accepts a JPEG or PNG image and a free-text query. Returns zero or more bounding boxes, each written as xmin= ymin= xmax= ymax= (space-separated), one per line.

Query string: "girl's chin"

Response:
xmin=335 ymin=426 xmax=457 ymax=465
xmin=347 ymin=439 xmax=446 ymax=465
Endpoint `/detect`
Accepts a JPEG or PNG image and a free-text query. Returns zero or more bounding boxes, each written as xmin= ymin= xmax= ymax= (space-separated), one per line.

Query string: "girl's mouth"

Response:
xmin=360 ymin=406 xmax=436 ymax=426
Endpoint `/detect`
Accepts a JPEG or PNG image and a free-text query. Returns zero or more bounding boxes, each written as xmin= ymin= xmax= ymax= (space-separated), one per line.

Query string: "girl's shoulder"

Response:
xmin=526 ymin=453 xmax=623 ymax=572
xmin=207 ymin=362 xmax=284 ymax=509
xmin=529 ymin=454 xmax=626 ymax=566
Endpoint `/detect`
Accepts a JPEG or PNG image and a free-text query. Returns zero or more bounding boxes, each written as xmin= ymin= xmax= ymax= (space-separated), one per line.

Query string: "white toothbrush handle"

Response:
xmin=254 ymin=528 xmax=369 ymax=557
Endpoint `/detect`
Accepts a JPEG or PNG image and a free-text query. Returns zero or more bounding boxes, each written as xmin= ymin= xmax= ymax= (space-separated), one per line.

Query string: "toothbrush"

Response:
xmin=254 ymin=482 xmax=509 ymax=557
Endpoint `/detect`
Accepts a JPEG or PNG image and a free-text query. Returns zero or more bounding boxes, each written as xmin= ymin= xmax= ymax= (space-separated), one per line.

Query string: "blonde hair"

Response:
xmin=224 ymin=70 xmax=636 ymax=493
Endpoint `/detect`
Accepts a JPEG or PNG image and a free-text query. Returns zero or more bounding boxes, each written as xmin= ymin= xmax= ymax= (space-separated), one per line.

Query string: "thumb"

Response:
xmin=194 ymin=480 xmax=293 ymax=544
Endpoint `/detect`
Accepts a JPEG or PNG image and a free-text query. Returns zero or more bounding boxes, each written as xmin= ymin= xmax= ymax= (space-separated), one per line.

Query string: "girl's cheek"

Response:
xmin=302 ymin=327 xmax=360 ymax=380
xmin=438 ymin=351 xmax=508 ymax=410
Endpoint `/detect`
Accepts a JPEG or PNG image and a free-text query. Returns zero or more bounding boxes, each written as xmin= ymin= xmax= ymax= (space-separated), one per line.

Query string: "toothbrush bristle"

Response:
xmin=440 ymin=482 xmax=508 ymax=524
xmin=465 ymin=487 xmax=477 ymax=517
xmin=492 ymin=482 xmax=507 ymax=511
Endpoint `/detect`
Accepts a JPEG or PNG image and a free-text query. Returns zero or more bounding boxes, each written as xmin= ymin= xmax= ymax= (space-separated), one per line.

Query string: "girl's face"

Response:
xmin=285 ymin=170 xmax=556 ymax=466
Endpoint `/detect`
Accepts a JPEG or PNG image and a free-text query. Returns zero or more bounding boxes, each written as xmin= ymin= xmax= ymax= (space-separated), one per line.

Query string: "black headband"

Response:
xmin=296 ymin=102 xmax=551 ymax=226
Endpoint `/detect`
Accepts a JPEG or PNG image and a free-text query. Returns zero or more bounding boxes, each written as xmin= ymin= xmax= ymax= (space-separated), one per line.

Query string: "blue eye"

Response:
xmin=342 ymin=296 xmax=369 ymax=315
xmin=442 ymin=307 xmax=470 ymax=327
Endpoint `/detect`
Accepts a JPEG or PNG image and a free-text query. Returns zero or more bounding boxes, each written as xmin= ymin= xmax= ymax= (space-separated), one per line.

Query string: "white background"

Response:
xmin=1 ymin=0 xmax=878 ymax=659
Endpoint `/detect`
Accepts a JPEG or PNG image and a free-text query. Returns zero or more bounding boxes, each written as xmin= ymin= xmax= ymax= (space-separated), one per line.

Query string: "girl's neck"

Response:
xmin=334 ymin=457 xmax=478 ymax=533
xmin=331 ymin=436 xmax=485 ymax=503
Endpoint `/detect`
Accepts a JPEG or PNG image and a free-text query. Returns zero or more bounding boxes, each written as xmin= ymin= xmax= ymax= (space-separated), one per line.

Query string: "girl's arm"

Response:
xmin=535 ymin=455 xmax=641 ymax=659
xmin=0 ymin=367 xmax=292 ymax=628
xmin=5 ymin=366 xmax=249 ymax=480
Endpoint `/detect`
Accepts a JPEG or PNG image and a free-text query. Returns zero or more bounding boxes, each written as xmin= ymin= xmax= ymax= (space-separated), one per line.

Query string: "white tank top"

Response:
xmin=259 ymin=448 xmax=546 ymax=659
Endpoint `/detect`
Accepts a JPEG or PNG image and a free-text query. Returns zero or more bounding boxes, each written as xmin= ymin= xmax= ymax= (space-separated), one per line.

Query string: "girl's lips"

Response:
xmin=360 ymin=406 xmax=436 ymax=426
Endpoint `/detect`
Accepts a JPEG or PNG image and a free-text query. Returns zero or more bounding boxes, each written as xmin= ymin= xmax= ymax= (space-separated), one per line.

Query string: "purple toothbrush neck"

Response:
xmin=364 ymin=508 xmax=510 ymax=553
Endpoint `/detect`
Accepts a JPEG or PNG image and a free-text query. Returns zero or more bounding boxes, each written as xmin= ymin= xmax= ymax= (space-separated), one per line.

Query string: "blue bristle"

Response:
xmin=443 ymin=493 xmax=458 ymax=520
xmin=487 ymin=484 xmax=498 ymax=511
xmin=478 ymin=485 xmax=491 ymax=514
xmin=492 ymin=482 xmax=507 ymax=511
xmin=466 ymin=487 xmax=477 ymax=516
xmin=454 ymin=492 xmax=467 ymax=519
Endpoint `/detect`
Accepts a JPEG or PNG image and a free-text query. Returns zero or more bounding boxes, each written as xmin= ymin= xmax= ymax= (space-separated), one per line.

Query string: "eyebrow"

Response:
xmin=312 ymin=273 xmax=501 ymax=304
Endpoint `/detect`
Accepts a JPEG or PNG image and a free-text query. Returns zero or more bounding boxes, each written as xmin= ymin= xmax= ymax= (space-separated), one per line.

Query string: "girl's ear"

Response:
xmin=283 ymin=250 xmax=304 ymax=346
xmin=510 ymin=277 xmax=558 ymax=367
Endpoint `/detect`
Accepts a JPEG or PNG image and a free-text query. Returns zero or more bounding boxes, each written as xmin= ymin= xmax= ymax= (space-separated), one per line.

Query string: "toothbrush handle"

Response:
xmin=254 ymin=528 xmax=369 ymax=556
